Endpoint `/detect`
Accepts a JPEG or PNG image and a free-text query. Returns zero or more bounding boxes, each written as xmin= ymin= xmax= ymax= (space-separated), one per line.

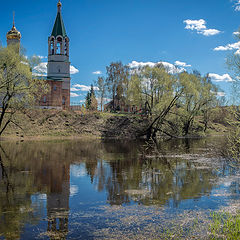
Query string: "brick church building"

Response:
xmin=6 ymin=0 xmax=71 ymax=110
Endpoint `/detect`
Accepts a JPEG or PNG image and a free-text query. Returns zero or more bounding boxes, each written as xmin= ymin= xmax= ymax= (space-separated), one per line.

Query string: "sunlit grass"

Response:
xmin=210 ymin=212 xmax=240 ymax=240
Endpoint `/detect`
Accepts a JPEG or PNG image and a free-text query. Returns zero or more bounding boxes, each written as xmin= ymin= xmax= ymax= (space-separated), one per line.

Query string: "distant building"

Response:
xmin=104 ymin=96 xmax=141 ymax=113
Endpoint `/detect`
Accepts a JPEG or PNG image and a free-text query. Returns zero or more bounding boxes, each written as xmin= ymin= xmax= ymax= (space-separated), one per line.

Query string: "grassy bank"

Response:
xmin=1 ymin=109 xmax=150 ymax=140
xmin=1 ymin=107 xmax=231 ymax=141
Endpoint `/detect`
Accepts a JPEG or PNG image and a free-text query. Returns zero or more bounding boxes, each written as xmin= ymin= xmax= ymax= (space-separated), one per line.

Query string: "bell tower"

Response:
xmin=47 ymin=0 xmax=70 ymax=109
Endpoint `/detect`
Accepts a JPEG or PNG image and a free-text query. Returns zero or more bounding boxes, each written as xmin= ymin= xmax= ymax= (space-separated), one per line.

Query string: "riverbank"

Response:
xmin=1 ymin=109 xmax=229 ymax=141
xmin=1 ymin=109 xmax=150 ymax=140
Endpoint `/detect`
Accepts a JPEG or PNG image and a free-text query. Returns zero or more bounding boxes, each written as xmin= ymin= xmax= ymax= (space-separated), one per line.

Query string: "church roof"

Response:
xmin=51 ymin=11 xmax=67 ymax=37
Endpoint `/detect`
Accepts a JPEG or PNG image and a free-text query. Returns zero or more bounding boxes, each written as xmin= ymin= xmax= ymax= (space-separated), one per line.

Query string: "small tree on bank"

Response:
xmin=85 ymin=85 xmax=98 ymax=111
xmin=0 ymin=46 xmax=49 ymax=136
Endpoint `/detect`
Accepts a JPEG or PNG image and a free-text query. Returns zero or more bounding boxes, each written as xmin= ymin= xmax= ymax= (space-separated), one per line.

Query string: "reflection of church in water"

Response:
xmin=6 ymin=0 xmax=71 ymax=110
xmin=45 ymin=161 xmax=70 ymax=239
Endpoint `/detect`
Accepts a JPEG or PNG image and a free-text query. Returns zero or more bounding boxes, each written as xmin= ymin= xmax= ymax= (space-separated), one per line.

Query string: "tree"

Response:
xmin=96 ymin=76 xmax=106 ymax=112
xmin=225 ymin=32 xmax=240 ymax=161
xmin=106 ymin=62 xmax=129 ymax=110
xmin=0 ymin=46 xmax=49 ymax=136
xmin=85 ymin=92 xmax=91 ymax=109
xmin=127 ymin=64 xmax=218 ymax=139
xmin=127 ymin=64 xmax=177 ymax=116
xmin=175 ymin=71 xmax=217 ymax=135
xmin=85 ymin=84 xmax=98 ymax=111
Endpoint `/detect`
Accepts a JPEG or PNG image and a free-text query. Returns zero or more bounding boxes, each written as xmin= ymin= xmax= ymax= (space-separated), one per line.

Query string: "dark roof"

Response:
xmin=51 ymin=12 xmax=67 ymax=37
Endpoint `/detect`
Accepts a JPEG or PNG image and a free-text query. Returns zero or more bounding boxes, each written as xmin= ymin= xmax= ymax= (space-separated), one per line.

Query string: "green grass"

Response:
xmin=210 ymin=212 xmax=240 ymax=240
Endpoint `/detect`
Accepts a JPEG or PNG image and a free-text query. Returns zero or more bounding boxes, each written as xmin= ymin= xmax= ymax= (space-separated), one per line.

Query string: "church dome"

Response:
xmin=6 ymin=25 xmax=21 ymax=40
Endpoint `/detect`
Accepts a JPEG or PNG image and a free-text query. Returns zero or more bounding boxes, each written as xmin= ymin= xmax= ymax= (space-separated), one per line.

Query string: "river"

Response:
xmin=0 ymin=137 xmax=239 ymax=239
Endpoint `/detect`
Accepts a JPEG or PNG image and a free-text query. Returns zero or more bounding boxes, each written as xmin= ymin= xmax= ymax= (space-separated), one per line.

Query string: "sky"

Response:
xmin=1 ymin=0 xmax=240 ymax=104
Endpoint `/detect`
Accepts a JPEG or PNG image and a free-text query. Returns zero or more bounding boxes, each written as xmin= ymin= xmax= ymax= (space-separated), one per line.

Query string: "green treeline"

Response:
xmin=96 ymin=62 xmax=221 ymax=139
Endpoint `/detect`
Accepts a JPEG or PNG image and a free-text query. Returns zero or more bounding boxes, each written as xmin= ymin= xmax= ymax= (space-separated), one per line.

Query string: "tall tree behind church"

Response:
xmin=106 ymin=62 xmax=129 ymax=110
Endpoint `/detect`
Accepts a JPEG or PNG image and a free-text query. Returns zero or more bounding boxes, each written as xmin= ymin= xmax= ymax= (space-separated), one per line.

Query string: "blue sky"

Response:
xmin=1 ymin=0 xmax=240 ymax=104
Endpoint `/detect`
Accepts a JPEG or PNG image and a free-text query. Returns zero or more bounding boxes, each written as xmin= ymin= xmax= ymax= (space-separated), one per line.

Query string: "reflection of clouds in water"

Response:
xmin=32 ymin=194 xmax=47 ymax=201
xmin=224 ymin=181 xmax=232 ymax=187
xmin=71 ymin=164 xmax=87 ymax=178
xmin=70 ymin=185 xmax=79 ymax=197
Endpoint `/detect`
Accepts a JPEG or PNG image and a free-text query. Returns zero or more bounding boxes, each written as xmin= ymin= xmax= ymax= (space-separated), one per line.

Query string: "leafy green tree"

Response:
xmin=85 ymin=85 xmax=98 ymax=111
xmin=127 ymin=64 xmax=218 ymax=139
xmin=0 ymin=46 xmax=49 ymax=136
xmin=176 ymin=71 xmax=217 ymax=135
xmin=128 ymin=64 xmax=176 ymax=116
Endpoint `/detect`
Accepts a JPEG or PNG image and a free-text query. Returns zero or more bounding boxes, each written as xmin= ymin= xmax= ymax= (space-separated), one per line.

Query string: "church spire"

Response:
xmin=51 ymin=0 xmax=67 ymax=37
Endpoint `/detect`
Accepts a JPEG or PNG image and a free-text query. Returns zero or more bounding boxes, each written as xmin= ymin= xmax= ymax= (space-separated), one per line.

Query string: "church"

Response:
xmin=6 ymin=0 xmax=71 ymax=110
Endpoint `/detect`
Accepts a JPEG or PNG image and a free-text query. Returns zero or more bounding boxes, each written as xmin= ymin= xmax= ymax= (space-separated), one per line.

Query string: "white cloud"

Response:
xmin=93 ymin=71 xmax=102 ymax=75
xmin=235 ymin=49 xmax=240 ymax=55
xmin=217 ymin=92 xmax=226 ymax=97
xmin=233 ymin=31 xmax=240 ymax=35
xmin=210 ymin=90 xmax=226 ymax=97
xmin=70 ymin=65 xmax=79 ymax=74
xmin=184 ymin=19 xmax=221 ymax=36
xmin=201 ymin=29 xmax=221 ymax=36
xmin=184 ymin=19 xmax=207 ymax=31
xmin=128 ymin=61 xmax=185 ymax=74
xmin=96 ymin=97 xmax=111 ymax=103
xmin=37 ymin=55 xmax=47 ymax=59
xmin=34 ymin=62 xmax=47 ymax=76
xmin=209 ymin=73 xmax=234 ymax=82
xmin=233 ymin=0 xmax=240 ymax=11
xmin=72 ymin=84 xmax=99 ymax=92
xmin=214 ymin=41 xmax=240 ymax=54
xmin=21 ymin=61 xmax=29 ymax=66
xmin=33 ymin=62 xmax=79 ymax=75
xmin=70 ymin=92 xmax=80 ymax=97
xmin=70 ymin=87 xmax=80 ymax=92
xmin=214 ymin=41 xmax=240 ymax=51
xmin=174 ymin=61 xmax=191 ymax=67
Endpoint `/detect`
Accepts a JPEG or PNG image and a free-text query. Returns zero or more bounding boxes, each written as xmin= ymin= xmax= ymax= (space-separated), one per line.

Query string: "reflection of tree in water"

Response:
xmin=0 ymin=145 xmax=39 ymax=239
xmin=89 ymin=139 xmax=221 ymax=207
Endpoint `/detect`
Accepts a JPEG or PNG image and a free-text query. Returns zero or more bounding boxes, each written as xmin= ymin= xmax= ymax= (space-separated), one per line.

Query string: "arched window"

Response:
xmin=65 ymin=38 xmax=69 ymax=56
xmin=62 ymin=96 xmax=66 ymax=105
xmin=53 ymin=85 xmax=57 ymax=91
xmin=50 ymin=38 xmax=55 ymax=55
xmin=56 ymin=37 xmax=62 ymax=54
xmin=43 ymin=96 xmax=47 ymax=103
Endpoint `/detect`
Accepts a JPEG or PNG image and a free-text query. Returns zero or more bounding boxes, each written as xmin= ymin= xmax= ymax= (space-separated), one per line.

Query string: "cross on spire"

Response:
xmin=13 ymin=11 xmax=15 ymax=27
xmin=57 ymin=0 xmax=62 ymax=12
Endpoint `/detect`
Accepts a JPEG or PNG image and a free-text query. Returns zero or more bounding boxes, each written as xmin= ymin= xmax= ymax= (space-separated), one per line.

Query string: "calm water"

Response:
xmin=0 ymin=138 xmax=239 ymax=239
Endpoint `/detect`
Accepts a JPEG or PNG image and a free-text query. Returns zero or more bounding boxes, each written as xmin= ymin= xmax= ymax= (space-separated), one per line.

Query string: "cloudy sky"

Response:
xmin=1 ymin=0 xmax=240 ymax=104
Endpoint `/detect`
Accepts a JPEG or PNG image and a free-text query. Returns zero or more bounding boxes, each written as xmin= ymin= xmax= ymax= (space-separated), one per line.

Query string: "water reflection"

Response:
xmin=0 ymin=137 xmax=231 ymax=239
